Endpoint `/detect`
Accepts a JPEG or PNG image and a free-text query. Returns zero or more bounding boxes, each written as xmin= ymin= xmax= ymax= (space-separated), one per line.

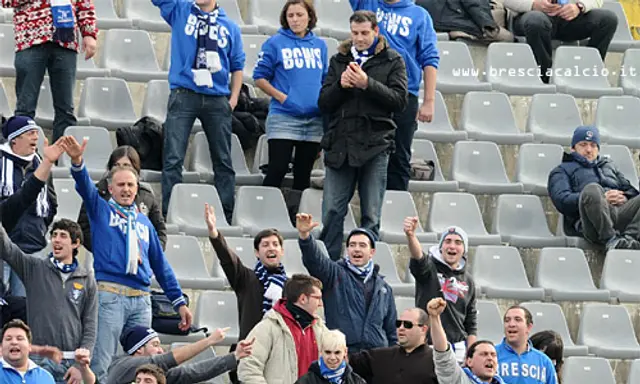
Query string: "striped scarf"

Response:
xmin=254 ymin=260 xmax=287 ymax=314
xmin=350 ymin=37 xmax=378 ymax=66
xmin=49 ymin=253 xmax=78 ymax=274
xmin=108 ymin=198 xmax=140 ymax=276
xmin=0 ymin=144 xmax=49 ymax=217
xmin=319 ymin=358 xmax=346 ymax=384
xmin=345 ymin=257 xmax=374 ymax=283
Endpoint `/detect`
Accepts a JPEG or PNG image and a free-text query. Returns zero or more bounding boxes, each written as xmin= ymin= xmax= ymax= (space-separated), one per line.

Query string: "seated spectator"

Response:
xmin=0 ymin=217 xmax=97 ymax=384
xmin=135 ymin=364 xmax=166 ymax=384
xmin=548 ymin=126 xmax=640 ymax=250
xmin=0 ymin=319 xmax=55 ymax=383
xmin=254 ymin=0 xmax=328 ymax=214
xmin=77 ymin=145 xmax=167 ymax=252
xmin=106 ymin=325 xmax=253 ymax=384
xmin=530 ymin=330 xmax=564 ymax=383
xmin=238 ymin=274 xmax=328 ymax=384
xmin=503 ymin=0 xmax=617 ymax=83
xmin=295 ymin=329 xmax=366 ymax=384
xmin=496 ymin=306 xmax=557 ymax=384
xmin=296 ymin=213 xmax=397 ymax=352
xmin=405 ymin=219 xmax=477 ymax=363
xmin=428 ymin=298 xmax=505 ymax=384
xmin=348 ymin=308 xmax=437 ymax=384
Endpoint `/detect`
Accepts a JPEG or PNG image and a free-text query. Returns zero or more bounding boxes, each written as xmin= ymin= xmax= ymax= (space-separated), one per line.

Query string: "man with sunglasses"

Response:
xmin=347 ymin=308 xmax=437 ymax=384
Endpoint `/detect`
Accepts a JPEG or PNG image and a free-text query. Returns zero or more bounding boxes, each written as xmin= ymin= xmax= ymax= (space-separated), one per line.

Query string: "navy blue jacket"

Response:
xmin=299 ymin=235 xmax=397 ymax=351
xmin=548 ymin=152 xmax=639 ymax=236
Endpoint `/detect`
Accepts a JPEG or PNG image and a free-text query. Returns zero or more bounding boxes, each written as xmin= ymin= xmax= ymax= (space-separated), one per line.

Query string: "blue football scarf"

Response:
xmin=345 ymin=257 xmax=374 ymax=283
xmin=319 ymin=357 xmax=346 ymax=384
xmin=254 ymin=260 xmax=287 ymax=314
xmin=462 ymin=367 xmax=505 ymax=384
xmin=350 ymin=37 xmax=378 ymax=66
xmin=108 ymin=198 xmax=140 ymax=275
xmin=51 ymin=0 xmax=75 ymax=43
xmin=49 ymin=253 xmax=78 ymax=274
xmin=192 ymin=5 xmax=222 ymax=87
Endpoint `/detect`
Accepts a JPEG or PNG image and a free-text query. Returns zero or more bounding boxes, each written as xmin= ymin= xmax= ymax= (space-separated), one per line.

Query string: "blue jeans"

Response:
xmin=90 ymin=290 xmax=152 ymax=383
xmin=30 ymin=356 xmax=75 ymax=384
xmin=14 ymin=42 xmax=78 ymax=142
xmin=320 ymin=152 xmax=389 ymax=260
xmin=386 ymin=94 xmax=419 ymax=191
xmin=2 ymin=263 xmax=26 ymax=297
xmin=161 ymin=88 xmax=235 ymax=222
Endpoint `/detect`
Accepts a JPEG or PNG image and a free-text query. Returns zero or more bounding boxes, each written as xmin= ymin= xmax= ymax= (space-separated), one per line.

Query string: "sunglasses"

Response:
xmin=396 ymin=320 xmax=424 ymax=329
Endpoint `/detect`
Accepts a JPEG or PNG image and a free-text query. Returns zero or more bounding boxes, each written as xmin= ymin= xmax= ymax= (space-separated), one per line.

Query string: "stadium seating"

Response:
xmin=0 ymin=80 xmax=11 ymax=118
xmin=93 ymin=0 xmax=133 ymax=30
xmin=122 ymin=0 xmax=170 ymax=33
xmin=620 ymin=49 xmax=640 ymax=97
xmin=475 ymin=300 xmax=504 ymax=344
xmin=0 ymin=25 xmax=15 ymax=77
xmin=100 ymin=29 xmax=165 ymax=82
xmin=600 ymin=249 xmax=640 ymax=302
xmin=297 ymin=188 xmax=357 ymax=239
xmin=594 ymin=95 xmax=640 ymax=149
xmin=603 ymin=1 xmax=640 ymax=52
xmin=599 ymin=144 xmax=640 ymax=190
xmin=315 ymin=0 xmax=351 ymax=40
xmin=241 ymin=35 xmax=270 ymax=84
xmin=520 ymin=302 xmax=589 ymax=356
xmin=576 ymin=303 xmax=640 ymax=359
xmin=77 ymin=77 xmax=138 ymax=130
xmin=373 ymin=242 xmax=415 ymax=297
xmin=379 ymin=191 xmax=437 ymax=244
xmin=435 ymin=41 xmax=492 ymax=94
xmin=526 ymin=93 xmax=583 ymax=146
xmin=515 ymin=143 xmax=564 ymax=196
xmin=561 ymin=356 xmax=616 ymax=384
xmin=232 ymin=186 xmax=299 ymax=238
xmin=408 ymin=140 xmax=459 ymax=193
xmin=414 ymin=91 xmax=467 ymax=143
xmin=551 ymin=46 xmax=623 ymax=97
xmin=219 ymin=0 xmax=259 ymax=34
xmin=54 ymin=126 xmax=114 ymax=180
xmin=52 ymin=179 xmax=83 ymax=222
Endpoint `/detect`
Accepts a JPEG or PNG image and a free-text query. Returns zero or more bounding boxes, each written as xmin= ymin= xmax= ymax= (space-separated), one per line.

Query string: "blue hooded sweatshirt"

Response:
xmin=152 ymin=0 xmax=246 ymax=96
xmin=351 ymin=0 xmax=440 ymax=96
xmin=496 ymin=340 xmax=558 ymax=384
xmin=253 ymin=28 xmax=328 ymax=118
xmin=1 ymin=359 xmax=55 ymax=384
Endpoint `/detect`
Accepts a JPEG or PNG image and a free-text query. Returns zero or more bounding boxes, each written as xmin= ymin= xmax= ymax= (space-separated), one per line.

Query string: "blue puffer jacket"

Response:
xmin=299 ymin=236 xmax=398 ymax=351
xmin=548 ymin=151 xmax=639 ymax=236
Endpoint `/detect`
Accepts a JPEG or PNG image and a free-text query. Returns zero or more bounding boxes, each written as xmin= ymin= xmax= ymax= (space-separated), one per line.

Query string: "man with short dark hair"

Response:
xmin=237 ymin=274 xmax=329 ymax=384
xmin=317 ymin=10 xmax=408 ymax=261
xmin=496 ymin=306 xmax=557 ymax=384
xmin=1 ymin=319 xmax=56 ymax=383
xmin=135 ymin=364 xmax=166 ymax=384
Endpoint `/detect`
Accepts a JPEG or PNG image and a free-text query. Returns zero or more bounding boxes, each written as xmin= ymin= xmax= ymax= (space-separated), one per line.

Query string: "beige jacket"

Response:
xmin=503 ymin=0 xmax=603 ymax=14
xmin=237 ymin=308 xmax=329 ymax=384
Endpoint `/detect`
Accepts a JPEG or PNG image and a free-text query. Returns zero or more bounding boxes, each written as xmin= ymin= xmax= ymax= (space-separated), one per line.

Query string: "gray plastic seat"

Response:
xmin=628 ymin=359 xmax=640 ymax=384
xmin=379 ymin=191 xmax=437 ymax=244
xmin=520 ymin=302 xmax=589 ymax=357
xmin=218 ymin=0 xmax=259 ymax=34
xmin=561 ymin=357 xmax=615 ymax=384
xmin=535 ymin=248 xmax=610 ymax=301
xmin=315 ymin=0 xmax=351 ymax=40
xmin=427 ymin=193 xmax=502 ymax=245
xmin=77 ymin=77 xmax=137 ymax=130
xmin=219 ymin=237 xmax=257 ymax=267
xmin=242 ymin=35 xmax=269 ymax=84
xmin=232 ymin=186 xmax=299 ymax=238
xmin=599 ymin=144 xmax=639 ymax=190
xmin=141 ymin=80 xmax=202 ymax=133
xmin=475 ymin=300 xmax=504 ymax=344
xmin=298 ymin=188 xmax=356 ymax=239
xmin=484 ymin=42 xmax=556 ymax=95
xmin=408 ymin=140 xmax=459 ymax=193
xmin=491 ymin=195 xmax=566 ymax=248
xmin=282 ymin=239 xmax=312 ymax=276
xmin=555 ymin=215 xmax=602 ymax=250
xmin=52 ymin=179 xmax=82 ymax=222
xmin=451 ymin=141 xmax=524 ymax=194
xmin=516 ymin=143 xmax=563 ymax=195
xmin=247 ymin=0 xmax=287 ymax=35
xmin=75 ymin=55 xmax=109 ymax=79
xmin=54 ymin=126 xmax=114 ymax=180
xmin=374 ymin=241 xmax=414 ymax=296
xmin=167 ymin=184 xmax=243 ymax=237
xmin=576 ymin=303 xmax=640 ymax=359
xmin=595 ymin=96 xmax=640 ymax=149
xmin=600 ymin=249 xmax=640 ymax=302
xmin=195 ymin=291 xmax=239 ymax=346
xmin=100 ymin=29 xmax=165 ymax=82
xmin=472 ymin=246 xmax=545 ymax=300
xmin=0 ymin=80 xmax=11 ymax=118
xmin=603 ymin=2 xmax=640 ymax=52
xmin=414 ymin=91 xmax=468 ymax=143
xmin=620 ymin=49 xmax=640 ymax=97
xmin=94 ymin=0 xmax=133 ymax=30
xmin=0 ymin=25 xmax=15 ymax=76
xmin=527 ymin=94 xmax=583 ymax=145
xmin=122 ymin=0 xmax=170 ymax=32
xmin=460 ymin=92 xmax=534 ymax=145
xmin=157 ymin=235 xmax=225 ymax=290
xmin=551 ymin=46 xmax=623 ymax=98
xmin=394 ymin=297 xmax=415 ymax=315
xmin=435 ymin=42 xmax=492 ymax=94
xmin=321 ymin=37 xmax=339 ymax=59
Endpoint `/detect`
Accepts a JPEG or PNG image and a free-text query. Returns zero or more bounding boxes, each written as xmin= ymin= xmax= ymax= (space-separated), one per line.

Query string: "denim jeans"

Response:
xmin=30 ymin=356 xmax=75 ymax=384
xmin=2 ymin=263 xmax=26 ymax=297
xmin=90 ymin=290 xmax=152 ymax=383
xmin=320 ymin=152 xmax=389 ymax=260
xmin=14 ymin=42 xmax=78 ymax=142
xmin=161 ymin=88 xmax=235 ymax=222
xmin=386 ymin=94 xmax=419 ymax=191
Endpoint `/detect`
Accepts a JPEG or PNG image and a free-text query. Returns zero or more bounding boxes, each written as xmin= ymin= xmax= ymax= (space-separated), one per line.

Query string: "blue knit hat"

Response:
xmin=346 ymin=228 xmax=377 ymax=249
xmin=571 ymin=126 xmax=600 ymax=149
xmin=120 ymin=326 xmax=159 ymax=355
xmin=439 ymin=226 xmax=469 ymax=256
xmin=2 ymin=116 xmax=39 ymax=141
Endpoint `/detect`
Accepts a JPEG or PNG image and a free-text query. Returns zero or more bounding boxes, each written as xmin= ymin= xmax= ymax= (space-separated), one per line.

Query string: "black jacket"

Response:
xmin=417 ymin=0 xmax=498 ymax=38
xmin=349 ymin=344 xmax=438 ymax=384
xmin=295 ymin=361 xmax=366 ymax=384
xmin=77 ymin=177 xmax=167 ymax=252
xmin=318 ymin=36 xmax=408 ymax=169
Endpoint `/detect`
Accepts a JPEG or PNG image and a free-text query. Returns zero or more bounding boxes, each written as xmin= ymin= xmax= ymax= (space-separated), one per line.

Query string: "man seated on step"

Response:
xmin=106 ymin=325 xmax=254 ymax=384
xmin=548 ymin=125 xmax=640 ymax=250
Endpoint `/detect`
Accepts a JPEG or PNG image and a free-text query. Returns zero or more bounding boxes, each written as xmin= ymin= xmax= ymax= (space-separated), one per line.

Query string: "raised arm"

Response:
xmin=296 ymin=213 xmax=339 ymax=286
xmin=428 ymin=298 xmax=465 ymax=384
xmin=404 ymin=216 xmax=425 ymax=260
xmin=0 ymin=212 xmax=39 ymax=280
xmin=64 ymin=136 xmax=106 ymax=221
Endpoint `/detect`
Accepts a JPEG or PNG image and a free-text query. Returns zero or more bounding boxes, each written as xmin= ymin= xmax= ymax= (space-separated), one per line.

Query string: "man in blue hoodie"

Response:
xmin=548 ymin=125 xmax=640 ymax=250
xmin=63 ymin=136 xmax=192 ymax=382
xmin=350 ymin=0 xmax=440 ymax=191
xmin=1 ymin=319 xmax=55 ymax=384
xmin=153 ymin=0 xmax=246 ymax=223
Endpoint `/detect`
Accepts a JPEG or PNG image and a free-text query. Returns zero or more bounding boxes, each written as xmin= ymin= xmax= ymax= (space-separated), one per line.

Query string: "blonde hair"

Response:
xmin=321 ymin=330 xmax=347 ymax=351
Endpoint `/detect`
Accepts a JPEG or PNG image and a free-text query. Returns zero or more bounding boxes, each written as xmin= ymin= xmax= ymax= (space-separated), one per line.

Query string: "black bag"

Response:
xmin=116 ymin=117 xmax=164 ymax=171
xmin=151 ymin=291 xmax=206 ymax=336
xmin=410 ymin=159 xmax=436 ymax=181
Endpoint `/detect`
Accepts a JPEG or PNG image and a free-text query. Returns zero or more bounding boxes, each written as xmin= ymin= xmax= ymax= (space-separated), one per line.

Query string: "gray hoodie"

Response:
xmin=0 ymin=225 xmax=97 ymax=352
xmin=434 ymin=346 xmax=505 ymax=384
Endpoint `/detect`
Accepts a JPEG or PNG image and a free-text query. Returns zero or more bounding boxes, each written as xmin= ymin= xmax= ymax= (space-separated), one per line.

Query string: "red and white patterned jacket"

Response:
xmin=1 ymin=0 xmax=98 ymax=52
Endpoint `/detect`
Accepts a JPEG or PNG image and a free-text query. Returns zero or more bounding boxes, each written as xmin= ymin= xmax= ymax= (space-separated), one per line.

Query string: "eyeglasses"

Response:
xmin=396 ymin=320 xmax=424 ymax=329
xmin=308 ymin=294 xmax=323 ymax=300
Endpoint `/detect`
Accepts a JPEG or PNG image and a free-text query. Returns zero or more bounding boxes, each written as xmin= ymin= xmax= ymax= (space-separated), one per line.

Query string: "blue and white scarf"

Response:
xmin=49 ymin=253 xmax=78 ymax=274
xmin=0 ymin=144 xmax=49 ymax=218
xmin=51 ymin=0 xmax=76 ymax=43
xmin=350 ymin=37 xmax=378 ymax=66
xmin=462 ymin=367 xmax=505 ymax=384
xmin=108 ymin=198 xmax=140 ymax=276
xmin=345 ymin=257 xmax=374 ymax=284
xmin=254 ymin=260 xmax=287 ymax=314
xmin=319 ymin=357 xmax=346 ymax=384
xmin=192 ymin=5 xmax=222 ymax=87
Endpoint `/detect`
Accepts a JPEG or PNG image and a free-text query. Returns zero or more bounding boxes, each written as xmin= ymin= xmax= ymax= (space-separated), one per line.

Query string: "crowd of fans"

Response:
xmin=0 ymin=0 xmax=630 ymax=383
